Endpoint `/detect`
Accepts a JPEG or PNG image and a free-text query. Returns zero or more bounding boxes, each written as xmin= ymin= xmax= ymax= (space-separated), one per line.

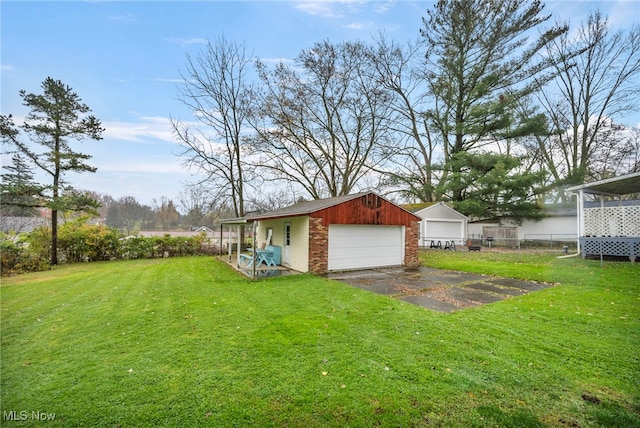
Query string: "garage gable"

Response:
xmin=414 ymin=202 xmax=467 ymax=221
xmin=314 ymin=193 xmax=419 ymax=226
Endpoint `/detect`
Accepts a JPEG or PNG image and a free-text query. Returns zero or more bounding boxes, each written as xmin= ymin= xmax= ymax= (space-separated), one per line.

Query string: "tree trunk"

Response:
xmin=51 ymin=209 xmax=58 ymax=265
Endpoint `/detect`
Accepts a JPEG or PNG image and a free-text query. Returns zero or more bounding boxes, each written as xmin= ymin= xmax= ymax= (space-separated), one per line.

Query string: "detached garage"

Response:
xmin=245 ymin=192 xmax=421 ymax=274
xmin=414 ymin=202 xmax=468 ymax=247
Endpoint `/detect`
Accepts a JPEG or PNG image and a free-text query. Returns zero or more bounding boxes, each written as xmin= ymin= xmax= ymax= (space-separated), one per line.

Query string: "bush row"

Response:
xmin=1 ymin=221 xmax=219 ymax=276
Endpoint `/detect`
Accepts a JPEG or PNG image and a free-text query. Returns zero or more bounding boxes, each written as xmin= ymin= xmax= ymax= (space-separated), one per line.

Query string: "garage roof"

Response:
xmin=245 ymin=192 xmax=380 ymax=221
xmin=566 ymin=171 xmax=640 ymax=196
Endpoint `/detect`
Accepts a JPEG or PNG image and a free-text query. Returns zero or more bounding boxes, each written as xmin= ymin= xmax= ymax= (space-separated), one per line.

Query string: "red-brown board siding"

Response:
xmin=313 ymin=194 xmax=419 ymax=226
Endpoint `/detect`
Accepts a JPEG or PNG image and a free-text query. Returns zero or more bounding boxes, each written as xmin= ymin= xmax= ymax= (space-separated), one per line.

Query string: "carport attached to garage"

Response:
xmin=328 ymin=224 xmax=405 ymax=271
xmin=245 ymin=192 xmax=421 ymax=274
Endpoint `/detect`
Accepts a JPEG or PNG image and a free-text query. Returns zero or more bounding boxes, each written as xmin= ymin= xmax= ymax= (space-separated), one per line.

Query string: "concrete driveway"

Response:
xmin=325 ymin=266 xmax=553 ymax=313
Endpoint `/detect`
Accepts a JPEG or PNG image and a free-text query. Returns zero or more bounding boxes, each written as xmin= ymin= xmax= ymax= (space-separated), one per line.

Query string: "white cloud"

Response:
xmin=295 ymin=1 xmax=342 ymax=17
xmin=344 ymin=21 xmax=367 ymax=30
xmin=107 ymin=13 xmax=136 ymax=23
xmin=1 ymin=64 xmax=14 ymax=72
xmin=151 ymin=77 xmax=186 ymax=83
xmin=604 ymin=0 xmax=640 ymax=30
xmin=374 ymin=0 xmax=396 ymax=14
xmin=103 ymin=116 xmax=176 ymax=144
xmin=294 ymin=0 xmax=365 ymax=18
xmin=258 ymin=57 xmax=295 ymax=65
xmin=166 ymin=37 xmax=208 ymax=47
xmin=96 ymin=160 xmax=185 ymax=174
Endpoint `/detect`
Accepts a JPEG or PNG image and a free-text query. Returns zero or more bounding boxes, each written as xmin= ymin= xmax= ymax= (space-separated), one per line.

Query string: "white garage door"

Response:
xmin=328 ymin=225 xmax=404 ymax=271
xmin=425 ymin=220 xmax=463 ymax=242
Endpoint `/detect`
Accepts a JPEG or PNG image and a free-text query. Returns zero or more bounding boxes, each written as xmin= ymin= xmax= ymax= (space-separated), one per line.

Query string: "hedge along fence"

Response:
xmin=1 ymin=223 xmax=220 ymax=276
xmin=118 ymin=234 xmax=217 ymax=259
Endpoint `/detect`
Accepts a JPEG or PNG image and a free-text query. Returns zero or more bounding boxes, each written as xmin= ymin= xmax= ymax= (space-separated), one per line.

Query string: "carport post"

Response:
xmin=252 ymin=221 xmax=257 ymax=278
xmin=227 ymin=225 xmax=232 ymax=263
xmin=237 ymin=225 xmax=243 ymax=266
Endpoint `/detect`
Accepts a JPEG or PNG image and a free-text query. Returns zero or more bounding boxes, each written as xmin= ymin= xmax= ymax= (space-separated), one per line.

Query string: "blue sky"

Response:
xmin=2 ymin=1 xmax=639 ymax=208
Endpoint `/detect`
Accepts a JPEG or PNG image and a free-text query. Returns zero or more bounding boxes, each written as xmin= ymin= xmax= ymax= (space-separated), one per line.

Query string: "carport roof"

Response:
xmin=566 ymin=171 xmax=640 ymax=196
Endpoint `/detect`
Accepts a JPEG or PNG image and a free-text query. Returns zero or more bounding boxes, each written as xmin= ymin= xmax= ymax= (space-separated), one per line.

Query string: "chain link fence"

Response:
xmin=421 ymin=234 xmax=638 ymax=263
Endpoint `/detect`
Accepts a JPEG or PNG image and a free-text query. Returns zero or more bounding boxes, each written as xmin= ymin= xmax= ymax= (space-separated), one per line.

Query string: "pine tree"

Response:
xmin=0 ymin=77 xmax=104 ymax=265
xmin=0 ymin=153 xmax=43 ymax=216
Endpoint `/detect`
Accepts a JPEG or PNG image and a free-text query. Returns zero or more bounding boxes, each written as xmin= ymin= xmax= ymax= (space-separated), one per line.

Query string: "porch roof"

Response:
xmin=218 ymin=217 xmax=249 ymax=225
xmin=566 ymin=171 xmax=640 ymax=196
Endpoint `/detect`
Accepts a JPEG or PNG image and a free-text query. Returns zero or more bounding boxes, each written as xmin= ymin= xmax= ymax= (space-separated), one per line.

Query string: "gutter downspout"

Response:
xmin=558 ymin=190 xmax=582 ymax=258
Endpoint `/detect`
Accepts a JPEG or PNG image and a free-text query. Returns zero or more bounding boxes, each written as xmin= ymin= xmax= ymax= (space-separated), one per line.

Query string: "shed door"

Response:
xmin=328 ymin=225 xmax=404 ymax=271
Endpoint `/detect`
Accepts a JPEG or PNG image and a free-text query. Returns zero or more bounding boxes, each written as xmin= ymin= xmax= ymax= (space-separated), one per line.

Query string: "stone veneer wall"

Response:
xmin=308 ymin=216 xmax=328 ymax=274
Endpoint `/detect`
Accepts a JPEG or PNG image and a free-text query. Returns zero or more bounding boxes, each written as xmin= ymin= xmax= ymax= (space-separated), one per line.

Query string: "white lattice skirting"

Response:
xmin=580 ymin=237 xmax=640 ymax=262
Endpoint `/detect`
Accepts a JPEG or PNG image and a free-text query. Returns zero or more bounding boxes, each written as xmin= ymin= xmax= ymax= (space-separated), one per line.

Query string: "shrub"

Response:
xmin=25 ymin=226 xmax=52 ymax=262
xmin=0 ymin=234 xmax=49 ymax=276
xmin=2 ymin=225 xmax=216 ymax=276
xmin=119 ymin=235 xmax=153 ymax=259
xmin=58 ymin=220 xmax=119 ymax=262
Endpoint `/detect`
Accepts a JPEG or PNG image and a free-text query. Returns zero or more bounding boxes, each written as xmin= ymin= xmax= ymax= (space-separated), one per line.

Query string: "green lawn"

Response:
xmin=1 ymin=253 xmax=638 ymax=427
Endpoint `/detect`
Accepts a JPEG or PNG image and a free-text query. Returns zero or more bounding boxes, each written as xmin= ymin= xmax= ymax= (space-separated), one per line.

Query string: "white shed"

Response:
xmin=414 ymin=202 xmax=468 ymax=247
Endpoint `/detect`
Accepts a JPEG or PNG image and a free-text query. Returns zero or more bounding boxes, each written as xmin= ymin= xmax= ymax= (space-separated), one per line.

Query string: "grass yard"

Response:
xmin=1 ymin=253 xmax=638 ymax=427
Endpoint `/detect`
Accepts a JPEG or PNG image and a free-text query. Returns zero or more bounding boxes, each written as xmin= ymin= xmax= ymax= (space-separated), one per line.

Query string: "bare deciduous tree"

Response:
xmin=153 ymin=196 xmax=180 ymax=231
xmin=178 ymin=187 xmax=220 ymax=229
xmin=367 ymin=35 xmax=439 ymax=202
xmin=251 ymin=40 xmax=396 ymax=199
xmin=172 ymin=36 xmax=256 ymax=218
xmin=535 ymin=11 xmax=640 ymax=194
xmin=105 ymin=196 xmax=153 ymax=235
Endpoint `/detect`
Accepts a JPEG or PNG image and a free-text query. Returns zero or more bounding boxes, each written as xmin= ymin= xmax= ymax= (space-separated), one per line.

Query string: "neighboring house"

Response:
xmin=0 ymin=216 xmax=49 ymax=234
xmin=468 ymin=206 xmax=578 ymax=243
xmin=468 ymin=198 xmax=640 ymax=246
xmin=511 ymin=207 xmax=577 ymax=241
xmin=412 ymin=202 xmax=468 ymax=247
xmin=224 ymin=192 xmax=421 ymax=274
xmin=138 ymin=230 xmax=215 ymax=239
xmin=138 ymin=228 xmax=229 ymax=246
xmin=1 ymin=208 xmax=51 ymax=234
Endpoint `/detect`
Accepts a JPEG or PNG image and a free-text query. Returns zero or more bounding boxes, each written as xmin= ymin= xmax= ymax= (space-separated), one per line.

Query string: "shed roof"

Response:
xmin=402 ymin=202 xmax=437 ymax=213
xmin=566 ymin=171 xmax=640 ymax=196
xmin=413 ymin=202 xmax=468 ymax=220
